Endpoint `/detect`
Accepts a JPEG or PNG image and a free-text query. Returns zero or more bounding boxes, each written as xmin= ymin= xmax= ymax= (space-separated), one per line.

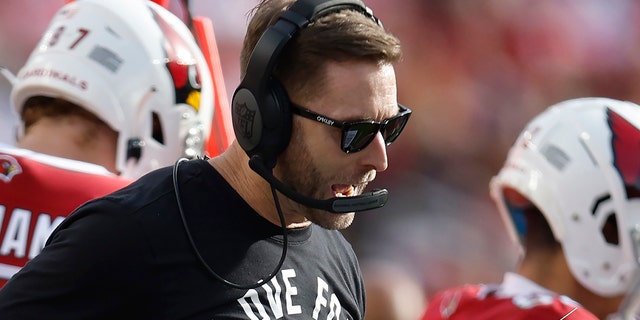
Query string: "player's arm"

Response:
xmin=0 ymin=199 xmax=152 ymax=319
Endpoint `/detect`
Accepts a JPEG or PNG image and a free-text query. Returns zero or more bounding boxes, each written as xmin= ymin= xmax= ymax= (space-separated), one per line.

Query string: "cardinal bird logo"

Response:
xmin=608 ymin=107 xmax=640 ymax=198
xmin=151 ymin=10 xmax=203 ymax=112
xmin=0 ymin=155 xmax=22 ymax=183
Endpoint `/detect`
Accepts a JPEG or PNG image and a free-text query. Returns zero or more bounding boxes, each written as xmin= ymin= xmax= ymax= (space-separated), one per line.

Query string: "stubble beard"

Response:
xmin=277 ymin=133 xmax=355 ymax=230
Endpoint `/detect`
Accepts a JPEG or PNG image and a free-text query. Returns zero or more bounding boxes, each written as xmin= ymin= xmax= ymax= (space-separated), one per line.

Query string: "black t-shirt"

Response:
xmin=0 ymin=159 xmax=365 ymax=319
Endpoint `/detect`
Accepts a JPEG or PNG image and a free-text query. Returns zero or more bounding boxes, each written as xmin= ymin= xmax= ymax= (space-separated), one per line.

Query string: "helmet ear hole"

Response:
xmin=602 ymin=213 xmax=619 ymax=245
xmin=151 ymin=112 xmax=165 ymax=145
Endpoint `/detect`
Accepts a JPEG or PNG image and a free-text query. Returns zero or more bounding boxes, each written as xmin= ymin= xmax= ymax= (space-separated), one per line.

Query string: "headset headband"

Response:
xmin=242 ymin=0 xmax=378 ymax=92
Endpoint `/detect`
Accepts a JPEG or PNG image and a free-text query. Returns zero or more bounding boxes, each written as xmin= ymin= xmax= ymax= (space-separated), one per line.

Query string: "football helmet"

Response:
xmin=490 ymin=97 xmax=640 ymax=297
xmin=10 ymin=0 xmax=214 ymax=178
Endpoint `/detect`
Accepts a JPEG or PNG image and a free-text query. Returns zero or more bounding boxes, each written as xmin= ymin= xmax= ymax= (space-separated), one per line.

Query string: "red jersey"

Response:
xmin=423 ymin=273 xmax=598 ymax=320
xmin=0 ymin=145 xmax=132 ymax=287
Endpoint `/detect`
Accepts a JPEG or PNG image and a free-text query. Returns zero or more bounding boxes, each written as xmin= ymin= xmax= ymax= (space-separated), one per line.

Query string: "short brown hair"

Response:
xmin=240 ymin=0 xmax=402 ymax=101
xmin=21 ymin=96 xmax=107 ymax=130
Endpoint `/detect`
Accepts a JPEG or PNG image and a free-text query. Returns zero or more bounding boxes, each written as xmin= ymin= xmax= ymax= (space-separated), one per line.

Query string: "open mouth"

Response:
xmin=332 ymin=184 xmax=356 ymax=197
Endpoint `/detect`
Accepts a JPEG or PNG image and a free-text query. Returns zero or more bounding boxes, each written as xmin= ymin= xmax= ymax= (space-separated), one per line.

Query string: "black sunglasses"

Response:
xmin=290 ymin=103 xmax=412 ymax=153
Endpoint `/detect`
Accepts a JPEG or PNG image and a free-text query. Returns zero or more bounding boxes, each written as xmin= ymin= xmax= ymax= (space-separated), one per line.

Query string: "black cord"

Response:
xmin=173 ymin=158 xmax=288 ymax=290
xmin=172 ymin=0 xmax=290 ymax=292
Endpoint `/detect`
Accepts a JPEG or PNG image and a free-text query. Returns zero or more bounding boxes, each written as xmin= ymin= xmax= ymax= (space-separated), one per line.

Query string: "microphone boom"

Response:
xmin=248 ymin=155 xmax=388 ymax=213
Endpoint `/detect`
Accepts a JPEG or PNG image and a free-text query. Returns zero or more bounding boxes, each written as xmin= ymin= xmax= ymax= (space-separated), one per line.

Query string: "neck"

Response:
xmin=209 ymin=143 xmax=311 ymax=228
xmin=518 ymin=248 xmax=623 ymax=319
xmin=17 ymin=116 xmax=118 ymax=173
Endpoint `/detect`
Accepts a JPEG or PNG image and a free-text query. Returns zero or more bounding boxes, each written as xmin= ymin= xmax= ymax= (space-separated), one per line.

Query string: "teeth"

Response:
xmin=333 ymin=185 xmax=356 ymax=197
xmin=346 ymin=186 xmax=355 ymax=196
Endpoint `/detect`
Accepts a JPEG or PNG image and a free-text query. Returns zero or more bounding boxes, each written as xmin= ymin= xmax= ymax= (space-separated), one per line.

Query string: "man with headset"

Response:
xmin=0 ymin=0 xmax=410 ymax=318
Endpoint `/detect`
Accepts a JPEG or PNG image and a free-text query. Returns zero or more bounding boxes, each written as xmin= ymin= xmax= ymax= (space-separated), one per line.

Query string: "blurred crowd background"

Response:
xmin=3 ymin=0 xmax=640 ymax=316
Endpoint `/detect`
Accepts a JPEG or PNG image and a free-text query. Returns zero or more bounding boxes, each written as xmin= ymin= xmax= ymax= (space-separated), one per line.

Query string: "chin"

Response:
xmin=310 ymin=210 xmax=355 ymax=230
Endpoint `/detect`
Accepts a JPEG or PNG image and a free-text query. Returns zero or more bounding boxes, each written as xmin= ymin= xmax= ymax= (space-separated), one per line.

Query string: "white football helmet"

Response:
xmin=490 ymin=97 xmax=640 ymax=297
xmin=10 ymin=0 xmax=214 ymax=179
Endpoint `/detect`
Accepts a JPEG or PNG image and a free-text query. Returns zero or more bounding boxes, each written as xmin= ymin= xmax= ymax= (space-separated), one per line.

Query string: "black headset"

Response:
xmin=231 ymin=0 xmax=380 ymax=169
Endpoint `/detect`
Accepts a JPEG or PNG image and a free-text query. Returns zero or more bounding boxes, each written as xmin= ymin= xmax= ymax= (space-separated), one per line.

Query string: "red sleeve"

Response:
xmin=422 ymin=285 xmax=598 ymax=320
xmin=0 ymin=152 xmax=132 ymax=287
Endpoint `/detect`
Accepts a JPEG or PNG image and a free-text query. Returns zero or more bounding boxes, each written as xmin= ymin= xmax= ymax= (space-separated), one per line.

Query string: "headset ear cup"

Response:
xmin=231 ymin=78 xmax=292 ymax=168
xmin=259 ymin=78 xmax=292 ymax=167
xmin=232 ymin=86 xmax=263 ymax=156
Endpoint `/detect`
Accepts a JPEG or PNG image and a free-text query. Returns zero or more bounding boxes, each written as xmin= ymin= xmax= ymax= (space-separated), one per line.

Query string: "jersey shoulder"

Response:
xmin=422 ymin=283 xmax=598 ymax=320
xmin=0 ymin=147 xmax=132 ymax=201
xmin=0 ymin=147 xmax=132 ymax=228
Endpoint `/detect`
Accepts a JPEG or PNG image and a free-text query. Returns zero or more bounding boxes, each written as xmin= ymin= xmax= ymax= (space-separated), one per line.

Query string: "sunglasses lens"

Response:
xmin=382 ymin=114 xmax=410 ymax=144
xmin=342 ymin=123 xmax=378 ymax=152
